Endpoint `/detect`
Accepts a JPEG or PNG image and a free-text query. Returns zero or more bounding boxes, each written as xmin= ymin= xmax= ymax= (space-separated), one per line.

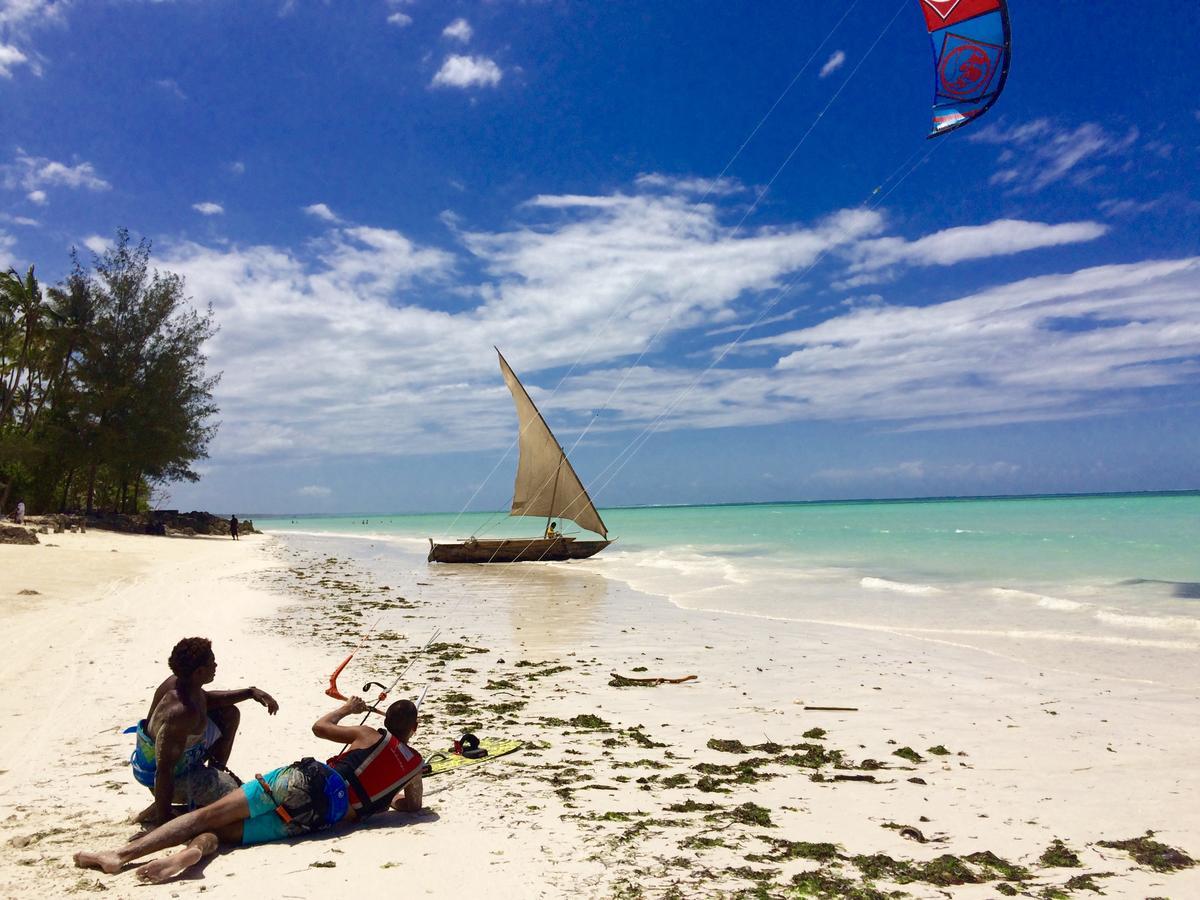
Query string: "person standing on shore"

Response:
xmin=14 ymin=499 xmax=24 ymax=524
xmin=130 ymin=637 xmax=279 ymax=826
xmin=229 ymin=514 xmax=239 ymax=540
xmin=78 ymin=696 xmax=423 ymax=884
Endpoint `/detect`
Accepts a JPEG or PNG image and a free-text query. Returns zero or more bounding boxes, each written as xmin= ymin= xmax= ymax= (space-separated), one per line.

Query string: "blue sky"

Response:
xmin=2 ymin=0 xmax=1198 ymax=516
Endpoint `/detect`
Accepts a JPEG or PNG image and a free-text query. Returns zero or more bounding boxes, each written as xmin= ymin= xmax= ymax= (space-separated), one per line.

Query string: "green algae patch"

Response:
xmin=752 ymin=838 xmax=842 ymax=863
xmin=568 ymin=714 xmax=611 ymax=729
xmin=696 ymin=775 xmax=732 ymax=793
xmin=724 ymin=865 xmax=779 ymax=883
xmin=776 ymin=743 xmax=842 ymax=769
xmin=626 ymin=726 xmax=666 ymax=748
xmin=484 ymin=679 xmax=517 ymax=690
xmin=667 ymin=799 xmax=722 ymax=813
xmin=659 ymin=774 xmax=690 ymax=789
xmin=1096 ymin=833 xmax=1196 ymax=872
xmin=727 ymin=802 xmax=774 ymax=828
xmin=995 ymin=883 xmax=1019 ymax=896
xmin=707 ymin=738 xmax=750 ymax=754
xmin=803 ymin=727 xmax=827 ymax=740
xmin=964 ymin=851 xmax=1030 ymax=882
xmin=1062 ymin=873 xmax=1114 ymax=893
xmin=926 ymin=745 xmax=950 ymax=756
xmin=891 ymin=747 xmax=923 ymax=764
xmin=789 ymin=870 xmax=898 ymax=900
xmin=1039 ymin=839 xmax=1083 ymax=868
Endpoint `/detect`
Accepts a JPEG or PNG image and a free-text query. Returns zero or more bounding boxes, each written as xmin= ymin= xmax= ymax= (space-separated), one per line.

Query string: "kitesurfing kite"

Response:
xmin=916 ymin=0 xmax=1011 ymax=137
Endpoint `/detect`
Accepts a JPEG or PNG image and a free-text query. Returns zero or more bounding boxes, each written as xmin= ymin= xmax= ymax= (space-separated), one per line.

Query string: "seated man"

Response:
xmin=77 ymin=696 xmax=423 ymax=883
xmin=130 ymin=637 xmax=279 ymax=824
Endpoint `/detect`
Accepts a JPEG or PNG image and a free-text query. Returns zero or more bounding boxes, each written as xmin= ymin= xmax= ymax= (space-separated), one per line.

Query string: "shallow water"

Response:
xmin=261 ymin=492 xmax=1200 ymax=683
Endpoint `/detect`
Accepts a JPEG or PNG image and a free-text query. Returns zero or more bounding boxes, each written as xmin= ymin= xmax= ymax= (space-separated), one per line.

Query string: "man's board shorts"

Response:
xmin=240 ymin=758 xmax=350 ymax=845
xmin=126 ymin=718 xmax=238 ymax=808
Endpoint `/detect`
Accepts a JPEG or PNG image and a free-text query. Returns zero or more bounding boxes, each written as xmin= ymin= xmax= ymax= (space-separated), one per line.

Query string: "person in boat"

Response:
xmin=77 ymin=696 xmax=424 ymax=884
xmin=131 ymin=637 xmax=279 ymax=825
xmin=545 ymin=520 xmax=559 ymax=539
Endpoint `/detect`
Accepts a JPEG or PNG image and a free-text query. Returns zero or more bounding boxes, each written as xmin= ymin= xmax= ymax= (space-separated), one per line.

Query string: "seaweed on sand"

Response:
xmin=1039 ymin=839 xmax=1083 ymax=868
xmin=789 ymin=869 xmax=899 ymax=899
xmin=707 ymin=738 xmax=750 ymax=754
xmin=891 ymin=747 xmax=923 ymax=764
xmin=1096 ymin=832 xmax=1196 ymax=872
xmin=749 ymin=838 xmax=842 ymax=864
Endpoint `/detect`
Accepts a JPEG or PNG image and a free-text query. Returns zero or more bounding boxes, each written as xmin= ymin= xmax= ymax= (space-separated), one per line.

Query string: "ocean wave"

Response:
xmin=990 ymin=588 xmax=1086 ymax=611
xmin=860 ymin=576 xmax=942 ymax=595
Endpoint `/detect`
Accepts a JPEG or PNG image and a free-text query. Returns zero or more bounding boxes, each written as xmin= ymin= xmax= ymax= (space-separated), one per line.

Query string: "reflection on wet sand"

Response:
xmin=429 ymin=562 xmax=611 ymax=647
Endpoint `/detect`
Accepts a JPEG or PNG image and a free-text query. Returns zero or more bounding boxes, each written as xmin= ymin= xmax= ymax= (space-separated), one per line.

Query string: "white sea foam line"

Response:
xmin=860 ymin=576 xmax=943 ymax=595
xmin=990 ymin=588 xmax=1087 ymax=611
xmin=1095 ymin=610 xmax=1200 ymax=633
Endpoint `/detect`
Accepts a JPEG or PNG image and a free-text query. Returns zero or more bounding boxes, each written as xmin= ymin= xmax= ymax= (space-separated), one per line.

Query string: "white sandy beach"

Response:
xmin=1 ymin=529 xmax=1198 ymax=899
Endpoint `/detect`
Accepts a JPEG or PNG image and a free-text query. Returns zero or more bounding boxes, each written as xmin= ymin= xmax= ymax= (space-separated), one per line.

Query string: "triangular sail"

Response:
xmin=497 ymin=350 xmax=608 ymax=539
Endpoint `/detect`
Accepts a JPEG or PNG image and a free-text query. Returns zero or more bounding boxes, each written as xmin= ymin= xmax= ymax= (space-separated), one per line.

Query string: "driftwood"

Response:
xmin=609 ymin=673 xmax=698 ymax=687
xmin=803 ymin=705 xmax=859 ymax=712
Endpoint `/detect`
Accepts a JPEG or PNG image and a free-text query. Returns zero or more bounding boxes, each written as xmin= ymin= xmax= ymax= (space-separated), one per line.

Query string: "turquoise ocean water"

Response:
xmin=261 ymin=493 xmax=1200 ymax=680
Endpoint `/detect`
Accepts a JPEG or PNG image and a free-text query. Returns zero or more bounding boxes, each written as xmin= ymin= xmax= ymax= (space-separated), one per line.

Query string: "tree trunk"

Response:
xmin=131 ymin=478 xmax=141 ymax=513
xmin=60 ymin=469 xmax=75 ymax=512
xmin=85 ymin=462 xmax=98 ymax=515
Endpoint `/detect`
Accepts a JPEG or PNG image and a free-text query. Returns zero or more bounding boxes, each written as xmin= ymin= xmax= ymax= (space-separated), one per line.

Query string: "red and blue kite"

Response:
xmin=916 ymin=0 xmax=1011 ymax=137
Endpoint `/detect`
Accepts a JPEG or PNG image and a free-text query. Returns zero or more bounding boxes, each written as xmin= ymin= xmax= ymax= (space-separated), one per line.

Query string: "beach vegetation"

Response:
xmin=891 ymin=747 xmax=923 ymax=764
xmin=802 ymin=728 xmax=827 ymax=740
xmin=707 ymin=738 xmax=750 ymax=753
xmin=1 ymin=231 xmax=219 ymax=515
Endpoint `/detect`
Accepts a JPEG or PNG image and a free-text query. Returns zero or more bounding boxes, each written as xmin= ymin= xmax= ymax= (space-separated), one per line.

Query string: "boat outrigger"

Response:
xmin=427 ymin=350 xmax=613 ymax=564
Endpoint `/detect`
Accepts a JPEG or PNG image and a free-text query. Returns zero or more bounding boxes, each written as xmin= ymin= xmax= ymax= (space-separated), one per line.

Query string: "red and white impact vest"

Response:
xmin=329 ymin=730 xmax=422 ymax=817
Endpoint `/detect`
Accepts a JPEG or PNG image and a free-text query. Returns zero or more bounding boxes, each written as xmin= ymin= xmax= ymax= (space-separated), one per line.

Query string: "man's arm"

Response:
xmin=312 ymin=697 xmax=377 ymax=748
xmin=205 ymin=686 xmax=279 ymax=714
xmin=149 ymin=712 xmax=189 ymax=825
xmin=390 ymin=774 xmax=423 ymax=812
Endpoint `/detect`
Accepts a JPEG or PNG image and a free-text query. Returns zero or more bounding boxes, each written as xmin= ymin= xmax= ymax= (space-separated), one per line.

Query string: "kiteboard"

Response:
xmin=422 ymin=738 xmax=523 ymax=776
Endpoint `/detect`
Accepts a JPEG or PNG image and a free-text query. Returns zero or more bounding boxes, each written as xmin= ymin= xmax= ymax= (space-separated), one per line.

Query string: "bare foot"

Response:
xmin=73 ymin=851 xmax=123 ymax=875
xmin=135 ymin=846 xmax=203 ymax=884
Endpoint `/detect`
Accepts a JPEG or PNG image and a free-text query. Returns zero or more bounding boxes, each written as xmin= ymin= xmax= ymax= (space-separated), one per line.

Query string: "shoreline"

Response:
xmin=1 ymin=529 xmax=1197 ymax=898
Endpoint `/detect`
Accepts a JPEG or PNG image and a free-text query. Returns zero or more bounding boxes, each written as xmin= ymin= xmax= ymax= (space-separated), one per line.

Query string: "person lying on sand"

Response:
xmin=130 ymin=637 xmax=279 ymax=825
xmin=78 ymin=696 xmax=423 ymax=883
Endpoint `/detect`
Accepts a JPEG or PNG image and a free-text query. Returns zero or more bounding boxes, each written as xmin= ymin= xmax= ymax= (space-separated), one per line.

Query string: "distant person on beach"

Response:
xmin=14 ymin=499 xmax=24 ymax=524
xmin=130 ymin=638 xmax=279 ymax=826
xmin=229 ymin=515 xmax=239 ymax=540
xmin=78 ymin=696 xmax=423 ymax=884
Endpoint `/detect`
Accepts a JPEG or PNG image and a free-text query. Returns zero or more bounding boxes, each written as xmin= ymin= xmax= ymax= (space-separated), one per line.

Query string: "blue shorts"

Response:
xmin=240 ymin=762 xmax=350 ymax=845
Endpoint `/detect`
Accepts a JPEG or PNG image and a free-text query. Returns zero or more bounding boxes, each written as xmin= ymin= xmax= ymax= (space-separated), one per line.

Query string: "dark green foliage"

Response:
xmin=1 ymin=232 xmax=220 ymax=514
xmin=1096 ymin=833 xmax=1196 ymax=872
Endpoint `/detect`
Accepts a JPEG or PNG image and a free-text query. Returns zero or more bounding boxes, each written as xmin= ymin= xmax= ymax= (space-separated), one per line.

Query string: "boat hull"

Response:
xmin=427 ymin=537 xmax=611 ymax=564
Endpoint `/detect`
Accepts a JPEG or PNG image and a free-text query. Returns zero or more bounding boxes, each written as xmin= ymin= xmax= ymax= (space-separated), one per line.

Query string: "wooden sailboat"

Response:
xmin=427 ymin=350 xmax=613 ymax=564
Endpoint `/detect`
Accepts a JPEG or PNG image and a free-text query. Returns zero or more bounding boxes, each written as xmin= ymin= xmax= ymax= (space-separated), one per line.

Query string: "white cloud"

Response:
xmin=387 ymin=11 xmax=412 ymax=27
xmin=297 ymin=485 xmax=333 ymax=498
xmin=844 ymin=219 xmax=1107 ymax=277
xmin=442 ymin=18 xmax=472 ymax=42
xmin=0 ymin=229 xmax=14 ymax=267
xmin=751 ymin=257 xmax=1200 ymax=430
xmin=0 ymin=43 xmax=29 ymax=77
xmin=971 ymin=119 xmax=1140 ymax=194
xmin=228 ymin=161 xmax=246 ymax=176
xmin=634 ymin=173 xmax=745 ymax=197
xmin=155 ymin=78 xmax=186 ymax=99
xmin=303 ymin=202 xmax=341 ymax=223
xmin=83 ymin=235 xmax=113 ymax=255
xmin=819 ymin=50 xmax=845 ymax=79
xmin=193 ymin=201 xmax=225 ymax=216
xmin=432 ymin=54 xmax=502 ymax=89
xmin=2 ymin=150 xmax=111 ymax=196
xmin=151 ymin=178 xmax=1200 ymax=465
xmin=26 ymin=189 xmax=46 ymax=205
xmin=815 ymin=460 xmax=1020 ymax=483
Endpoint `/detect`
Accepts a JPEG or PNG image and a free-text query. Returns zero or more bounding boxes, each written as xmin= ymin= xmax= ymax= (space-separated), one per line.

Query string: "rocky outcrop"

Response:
xmin=0 ymin=524 xmax=39 ymax=545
